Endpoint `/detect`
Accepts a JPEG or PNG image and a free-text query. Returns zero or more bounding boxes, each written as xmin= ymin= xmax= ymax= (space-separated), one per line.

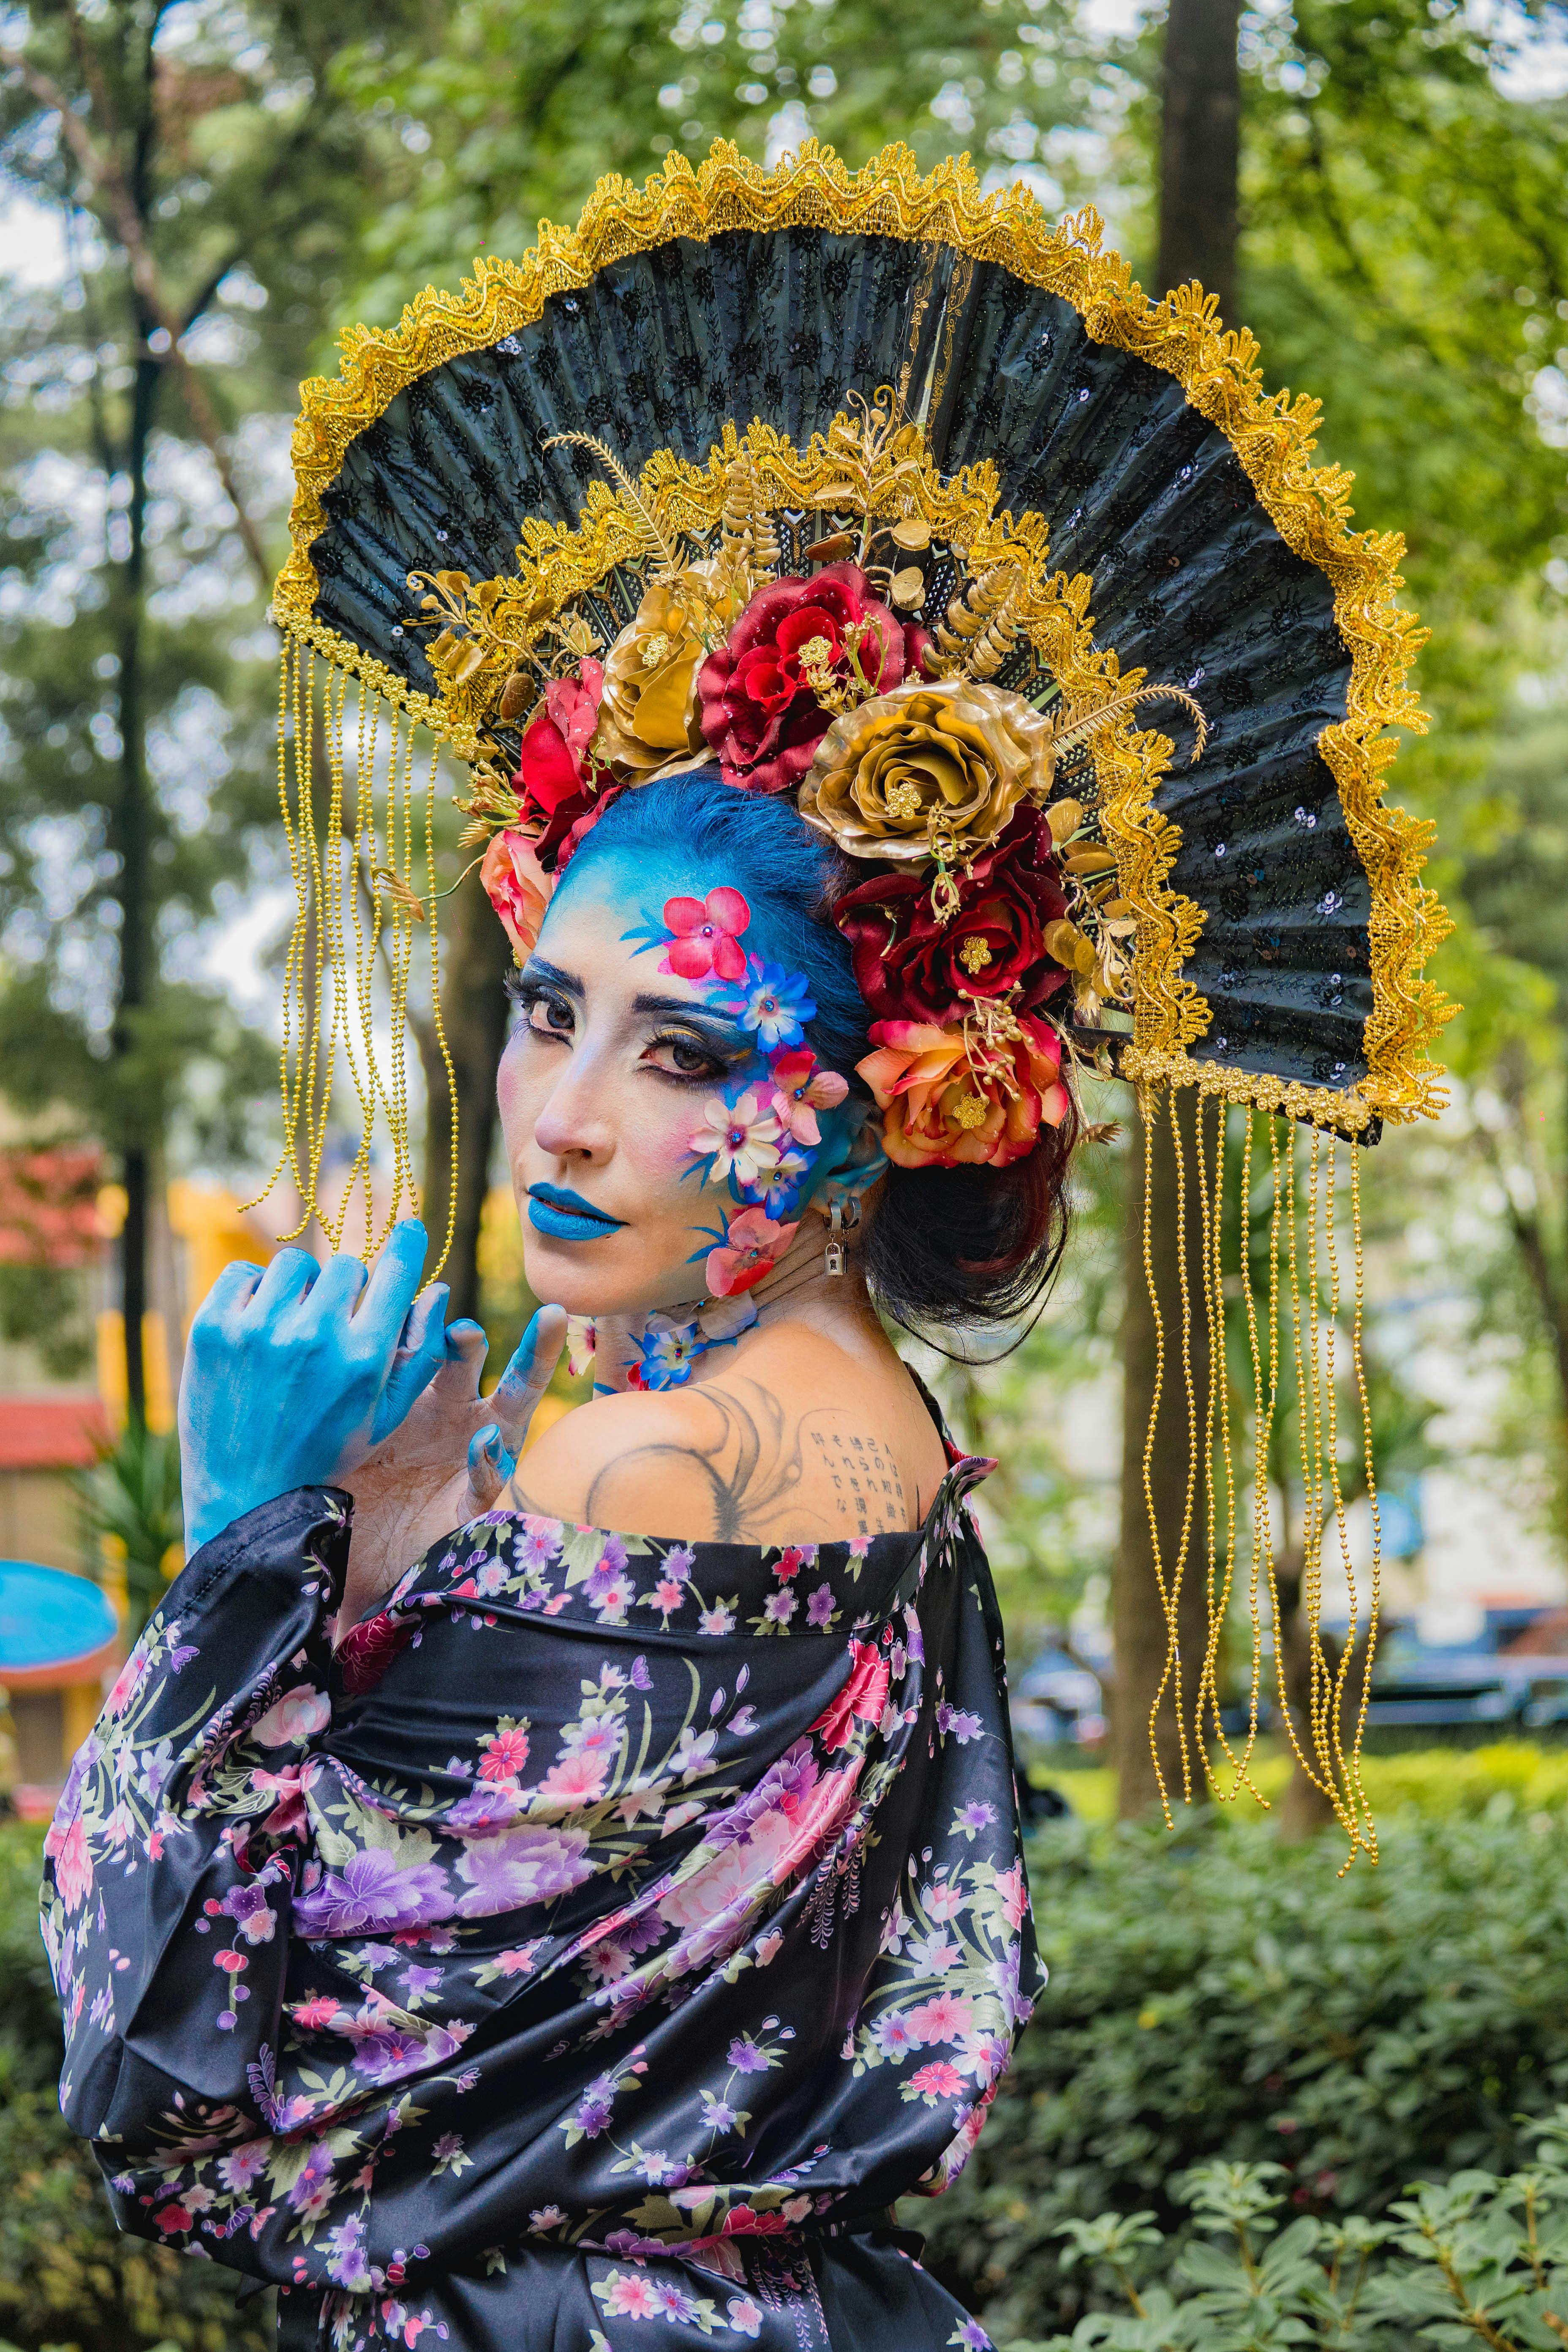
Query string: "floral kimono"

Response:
xmin=41 ymin=1444 xmax=1034 ymax=2352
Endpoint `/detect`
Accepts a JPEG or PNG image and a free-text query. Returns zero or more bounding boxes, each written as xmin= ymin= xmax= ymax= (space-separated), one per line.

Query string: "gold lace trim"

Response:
xmin=271 ymin=136 xmax=1452 ymax=1132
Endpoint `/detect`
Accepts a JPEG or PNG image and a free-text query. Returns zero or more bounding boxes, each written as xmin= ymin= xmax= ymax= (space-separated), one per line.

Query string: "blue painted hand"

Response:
xmin=177 ymin=1221 xmax=446 ymax=1557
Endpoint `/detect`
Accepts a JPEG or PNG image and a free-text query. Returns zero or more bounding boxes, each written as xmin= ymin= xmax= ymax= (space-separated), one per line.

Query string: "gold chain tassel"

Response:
xmin=245 ymin=650 xmax=457 ymax=1282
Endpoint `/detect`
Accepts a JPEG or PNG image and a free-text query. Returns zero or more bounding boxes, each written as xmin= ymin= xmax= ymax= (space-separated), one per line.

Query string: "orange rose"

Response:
xmin=480 ymin=829 xmax=551 ymax=963
xmin=856 ymin=1015 xmax=1068 ymax=1169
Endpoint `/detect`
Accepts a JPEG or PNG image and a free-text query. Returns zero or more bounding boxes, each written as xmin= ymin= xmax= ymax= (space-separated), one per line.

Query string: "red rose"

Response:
xmin=697 ymin=563 xmax=930 ymax=795
xmin=514 ymin=660 xmax=606 ymax=869
xmin=834 ymin=805 xmax=1072 ymax=1024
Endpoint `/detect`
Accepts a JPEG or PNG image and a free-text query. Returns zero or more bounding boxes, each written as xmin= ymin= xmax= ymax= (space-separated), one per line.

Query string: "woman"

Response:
xmin=42 ymin=133 xmax=1445 ymax=2351
xmin=43 ymin=769 xmax=1069 ymax=2352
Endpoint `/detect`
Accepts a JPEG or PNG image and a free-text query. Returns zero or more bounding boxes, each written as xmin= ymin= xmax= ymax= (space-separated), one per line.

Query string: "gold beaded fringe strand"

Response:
xmin=242 ymin=639 xmax=457 ymax=1282
xmin=1139 ymin=1081 xmax=1381 ymax=1865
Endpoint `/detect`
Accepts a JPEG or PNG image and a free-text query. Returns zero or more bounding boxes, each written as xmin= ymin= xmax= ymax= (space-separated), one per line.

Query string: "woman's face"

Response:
xmin=497 ymin=850 xmax=868 ymax=1318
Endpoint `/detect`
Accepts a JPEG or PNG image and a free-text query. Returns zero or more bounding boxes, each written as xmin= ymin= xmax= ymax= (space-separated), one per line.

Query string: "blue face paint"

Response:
xmin=544 ymin=781 xmax=888 ymax=1390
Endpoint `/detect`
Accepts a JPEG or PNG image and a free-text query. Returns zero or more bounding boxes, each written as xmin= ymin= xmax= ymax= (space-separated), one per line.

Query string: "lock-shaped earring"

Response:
xmin=825 ymin=1196 xmax=860 ymax=1277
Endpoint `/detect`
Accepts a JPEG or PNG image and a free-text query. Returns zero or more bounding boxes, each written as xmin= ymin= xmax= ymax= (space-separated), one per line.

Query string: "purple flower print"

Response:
xmin=937 ymin=1703 xmax=984 ymax=1743
xmin=220 ymin=1883 xmax=276 ymax=1945
xmin=569 ymin=2085 xmax=615 ymax=2138
xmin=217 ymin=2139 xmax=269 ymax=2194
xmin=324 ymin=2210 xmax=373 ymax=2291
xmin=514 ymin=1526 xmax=558 ymax=1573
xmin=286 ymin=2137 xmax=336 ymax=2213
xmin=957 ymin=1800 xmax=997 ymax=1837
xmin=806 ymin=1583 xmax=836 ymax=1628
xmin=293 ymin=1848 xmax=455 ymax=1938
xmin=708 ymin=1737 xmax=816 ymax=1851
xmin=454 ymin=1823 xmax=593 ymax=1919
xmin=447 ymin=1783 xmax=526 ymax=1834
xmin=727 ymin=2035 xmax=769 ymax=2073
xmin=350 ymin=2026 xmax=426 ymax=2084
xmin=872 ymin=2012 xmax=917 ymax=2056
xmin=401 ymin=1963 xmax=442 ymax=2005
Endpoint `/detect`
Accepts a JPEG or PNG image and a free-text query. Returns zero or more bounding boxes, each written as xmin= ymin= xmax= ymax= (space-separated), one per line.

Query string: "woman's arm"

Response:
xmin=43 ymin=1489 xmax=349 ymax=2153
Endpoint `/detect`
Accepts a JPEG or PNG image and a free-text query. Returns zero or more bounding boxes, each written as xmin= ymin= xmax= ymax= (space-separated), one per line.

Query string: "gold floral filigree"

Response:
xmin=270 ymin=136 xmax=1451 ymax=1132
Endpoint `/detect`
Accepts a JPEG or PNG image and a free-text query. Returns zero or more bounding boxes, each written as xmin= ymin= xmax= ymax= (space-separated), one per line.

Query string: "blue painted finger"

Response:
xmin=311 ymin=1252 xmax=372 ymax=1314
xmin=489 ymin=1305 xmax=567 ymax=1446
xmin=372 ymin=1283 xmax=450 ymax=1444
xmin=356 ymin=1219 xmax=428 ymax=1355
xmin=192 ymin=1260 xmax=265 ymax=1333
xmin=466 ymin=1420 xmax=516 ymax=1505
xmin=246 ymin=1247 xmax=320 ymax=1316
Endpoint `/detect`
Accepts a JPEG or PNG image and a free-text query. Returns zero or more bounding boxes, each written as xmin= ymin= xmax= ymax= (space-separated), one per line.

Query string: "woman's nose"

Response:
xmin=530 ymin=1049 xmax=615 ymax=1163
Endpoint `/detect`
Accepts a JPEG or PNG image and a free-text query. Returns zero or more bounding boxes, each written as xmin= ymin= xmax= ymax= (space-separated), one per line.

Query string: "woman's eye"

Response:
xmin=645 ymin=1034 xmax=723 ymax=1081
xmin=525 ymin=994 xmax=574 ymax=1040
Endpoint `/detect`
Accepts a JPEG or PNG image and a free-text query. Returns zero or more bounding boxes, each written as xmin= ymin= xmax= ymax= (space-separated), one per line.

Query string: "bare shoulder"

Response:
xmin=504 ymin=1323 xmax=945 ymax=1547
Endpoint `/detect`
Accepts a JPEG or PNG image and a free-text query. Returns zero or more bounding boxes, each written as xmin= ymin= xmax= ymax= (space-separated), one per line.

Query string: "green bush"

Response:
xmin=1003 ymin=2125 xmax=1568 ymax=2349
xmin=917 ymin=1805 xmax=1568 ymax=2342
xmin=0 ymin=1824 xmax=270 ymax=2352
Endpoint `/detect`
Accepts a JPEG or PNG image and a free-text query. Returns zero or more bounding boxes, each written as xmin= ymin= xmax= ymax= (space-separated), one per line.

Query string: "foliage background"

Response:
xmin=3 ymin=0 xmax=1568 ymax=2344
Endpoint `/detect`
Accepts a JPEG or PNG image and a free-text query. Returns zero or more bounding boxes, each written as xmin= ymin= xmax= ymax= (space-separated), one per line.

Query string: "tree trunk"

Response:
xmin=112 ymin=346 xmax=161 ymax=1427
xmin=414 ymin=865 xmax=514 ymax=1323
xmin=1113 ymin=1089 xmax=1217 ymax=1817
xmin=1157 ymin=0 xmax=1242 ymax=321
xmin=1112 ymin=0 xmax=1242 ymax=1818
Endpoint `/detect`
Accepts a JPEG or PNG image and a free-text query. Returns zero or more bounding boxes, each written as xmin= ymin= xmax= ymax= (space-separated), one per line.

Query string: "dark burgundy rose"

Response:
xmin=697 ymin=563 xmax=931 ymax=795
xmin=833 ymin=804 xmax=1072 ymax=1024
xmin=552 ymin=781 xmax=626 ymax=872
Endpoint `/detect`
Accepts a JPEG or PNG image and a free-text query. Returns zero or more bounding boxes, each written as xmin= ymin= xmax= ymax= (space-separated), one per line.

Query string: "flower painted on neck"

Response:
xmin=659 ymin=888 xmax=751 ymax=983
xmin=723 ymin=958 xmax=815 ymax=1050
xmin=628 ymin=1315 xmax=705 ymax=1391
xmin=768 ymin=1047 xmax=850 ymax=1147
xmin=706 ymin=1207 xmax=799 ymax=1298
xmin=690 ymin=1090 xmax=782 ymax=1189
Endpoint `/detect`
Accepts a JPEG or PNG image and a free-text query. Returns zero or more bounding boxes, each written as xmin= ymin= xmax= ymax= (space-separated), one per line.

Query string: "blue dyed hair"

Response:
xmin=556 ymin=765 xmax=872 ymax=1088
xmin=550 ymin=764 xmax=1079 ymax=1334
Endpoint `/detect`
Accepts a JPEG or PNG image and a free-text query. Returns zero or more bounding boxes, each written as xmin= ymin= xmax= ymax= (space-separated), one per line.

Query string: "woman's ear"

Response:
xmin=808 ymin=1099 xmax=887 ymax=1205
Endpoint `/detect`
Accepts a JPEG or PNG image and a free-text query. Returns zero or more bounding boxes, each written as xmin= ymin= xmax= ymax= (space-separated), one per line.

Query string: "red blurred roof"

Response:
xmin=0 ymin=1147 xmax=103 ymax=1268
xmin=0 ymin=1396 xmax=109 ymax=1470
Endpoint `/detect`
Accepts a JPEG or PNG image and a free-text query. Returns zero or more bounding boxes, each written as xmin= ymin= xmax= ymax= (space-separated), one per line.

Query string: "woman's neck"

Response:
xmin=582 ymin=1213 xmax=876 ymax=1393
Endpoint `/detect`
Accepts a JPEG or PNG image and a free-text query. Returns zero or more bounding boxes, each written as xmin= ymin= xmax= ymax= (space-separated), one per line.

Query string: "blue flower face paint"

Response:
xmin=496 ymin=840 xmax=867 ymax=1387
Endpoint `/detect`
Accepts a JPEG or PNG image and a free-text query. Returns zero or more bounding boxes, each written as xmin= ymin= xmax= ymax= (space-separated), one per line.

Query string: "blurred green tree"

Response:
xmin=0 ymin=0 xmax=417 ymax=1412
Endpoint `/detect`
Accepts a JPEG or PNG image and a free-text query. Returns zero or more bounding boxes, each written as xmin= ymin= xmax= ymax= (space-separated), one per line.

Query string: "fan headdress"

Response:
xmin=267 ymin=141 xmax=1454 ymax=1856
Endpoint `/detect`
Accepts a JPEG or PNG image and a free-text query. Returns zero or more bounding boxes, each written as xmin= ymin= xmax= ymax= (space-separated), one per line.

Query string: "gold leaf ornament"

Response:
xmin=799 ymin=678 xmax=1055 ymax=863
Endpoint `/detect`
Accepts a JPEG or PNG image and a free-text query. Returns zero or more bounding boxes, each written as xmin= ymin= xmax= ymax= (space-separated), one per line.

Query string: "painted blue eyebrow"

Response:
xmin=632 ymin=993 xmax=748 ymax=1036
xmin=520 ymin=955 xmax=583 ymax=999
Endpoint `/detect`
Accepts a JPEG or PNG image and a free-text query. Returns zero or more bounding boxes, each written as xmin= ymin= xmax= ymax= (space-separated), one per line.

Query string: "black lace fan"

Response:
xmin=275 ymin=141 xmax=1451 ymax=1145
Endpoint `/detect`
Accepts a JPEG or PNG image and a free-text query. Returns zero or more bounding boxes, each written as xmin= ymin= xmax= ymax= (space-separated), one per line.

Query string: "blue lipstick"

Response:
xmin=527 ymin=1183 xmax=627 ymax=1243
